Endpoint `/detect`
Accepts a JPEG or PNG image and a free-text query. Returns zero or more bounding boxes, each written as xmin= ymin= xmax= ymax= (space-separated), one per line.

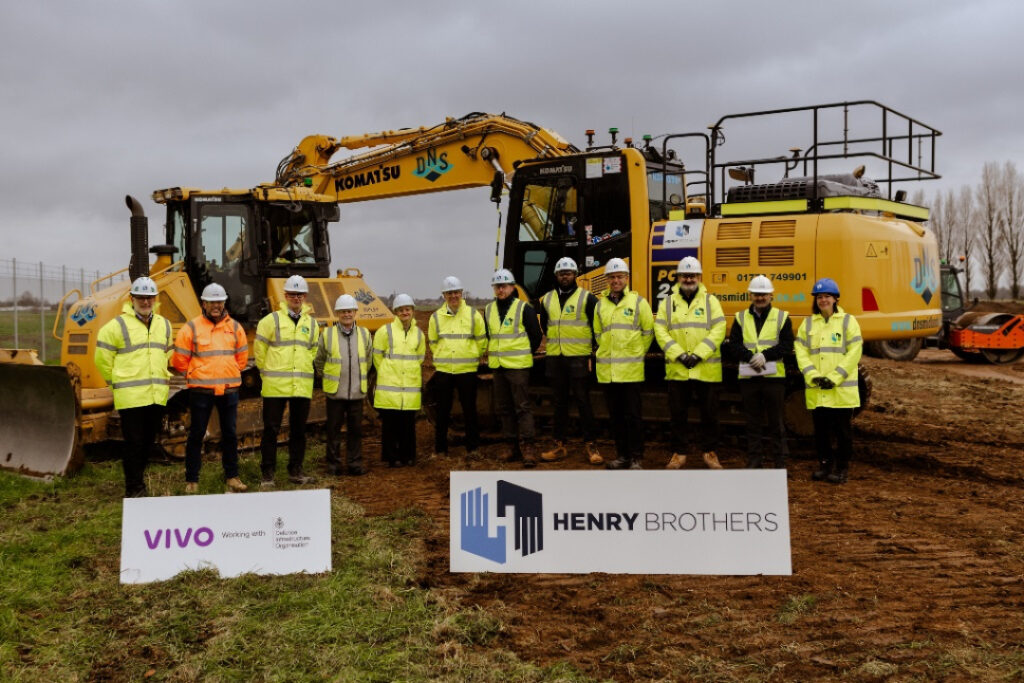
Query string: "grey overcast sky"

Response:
xmin=2 ymin=0 xmax=1022 ymax=297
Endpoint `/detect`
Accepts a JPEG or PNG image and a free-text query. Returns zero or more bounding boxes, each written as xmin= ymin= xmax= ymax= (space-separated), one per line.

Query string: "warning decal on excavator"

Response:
xmin=865 ymin=241 xmax=890 ymax=259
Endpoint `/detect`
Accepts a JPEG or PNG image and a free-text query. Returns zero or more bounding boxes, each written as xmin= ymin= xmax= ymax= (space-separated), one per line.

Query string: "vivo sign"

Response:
xmin=143 ymin=527 xmax=214 ymax=550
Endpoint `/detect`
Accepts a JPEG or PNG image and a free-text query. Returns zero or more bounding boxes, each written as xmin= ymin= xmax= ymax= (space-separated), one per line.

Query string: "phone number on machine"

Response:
xmin=736 ymin=273 xmax=807 ymax=282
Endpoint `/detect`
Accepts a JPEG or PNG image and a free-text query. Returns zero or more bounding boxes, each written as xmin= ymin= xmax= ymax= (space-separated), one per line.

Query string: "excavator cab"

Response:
xmin=157 ymin=189 xmax=339 ymax=324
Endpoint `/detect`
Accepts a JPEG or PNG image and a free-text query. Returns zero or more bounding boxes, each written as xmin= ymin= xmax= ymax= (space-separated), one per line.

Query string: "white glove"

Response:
xmin=749 ymin=352 xmax=766 ymax=371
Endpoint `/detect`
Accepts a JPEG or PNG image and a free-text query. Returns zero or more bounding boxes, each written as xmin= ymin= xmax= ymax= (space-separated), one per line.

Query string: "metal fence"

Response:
xmin=0 ymin=258 xmax=128 ymax=364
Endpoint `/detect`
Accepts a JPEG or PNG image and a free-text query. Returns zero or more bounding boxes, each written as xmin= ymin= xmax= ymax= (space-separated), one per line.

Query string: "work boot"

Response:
xmin=348 ymin=464 xmax=367 ymax=476
xmin=774 ymin=456 xmax=788 ymax=469
xmin=289 ymin=473 xmax=313 ymax=485
xmin=465 ymin=449 xmax=481 ymax=460
xmin=427 ymin=451 xmax=446 ymax=460
xmin=666 ymin=453 xmax=687 ymax=470
xmin=586 ymin=442 xmax=603 ymax=465
xmin=184 ymin=482 xmax=199 ymax=494
xmin=225 ymin=477 xmax=248 ymax=493
xmin=259 ymin=479 xmax=275 ymax=490
xmin=605 ymin=456 xmax=631 ymax=470
xmin=503 ymin=441 xmax=523 ymax=463
xmin=628 ymin=458 xmax=643 ymax=470
xmin=522 ymin=443 xmax=538 ymax=469
xmin=541 ymin=441 xmax=567 ymax=462
xmin=702 ymin=451 xmax=723 ymax=470
xmin=811 ymin=463 xmax=831 ymax=481
xmin=826 ymin=469 xmax=848 ymax=484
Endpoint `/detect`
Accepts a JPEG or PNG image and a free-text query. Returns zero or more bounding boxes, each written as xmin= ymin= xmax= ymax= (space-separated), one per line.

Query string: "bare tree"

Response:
xmin=940 ymin=188 xmax=958 ymax=264
xmin=976 ymin=162 xmax=1005 ymax=299
xmin=954 ymin=185 xmax=976 ymax=298
xmin=925 ymin=189 xmax=950 ymax=263
xmin=999 ymin=161 xmax=1024 ymax=299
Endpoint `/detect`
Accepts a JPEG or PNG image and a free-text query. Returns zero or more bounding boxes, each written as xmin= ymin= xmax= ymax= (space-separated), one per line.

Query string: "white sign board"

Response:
xmin=120 ymin=489 xmax=331 ymax=584
xmin=450 ymin=471 xmax=791 ymax=575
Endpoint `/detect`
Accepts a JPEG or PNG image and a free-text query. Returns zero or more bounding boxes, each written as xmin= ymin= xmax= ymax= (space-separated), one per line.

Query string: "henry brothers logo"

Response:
xmin=460 ymin=481 xmax=543 ymax=564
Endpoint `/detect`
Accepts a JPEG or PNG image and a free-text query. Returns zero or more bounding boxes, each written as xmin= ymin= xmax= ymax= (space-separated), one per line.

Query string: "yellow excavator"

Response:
xmin=0 ymin=113 xmax=578 ymax=477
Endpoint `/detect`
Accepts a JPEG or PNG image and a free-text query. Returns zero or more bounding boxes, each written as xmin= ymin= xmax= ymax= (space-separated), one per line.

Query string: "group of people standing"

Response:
xmin=95 ymin=256 xmax=862 ymax=498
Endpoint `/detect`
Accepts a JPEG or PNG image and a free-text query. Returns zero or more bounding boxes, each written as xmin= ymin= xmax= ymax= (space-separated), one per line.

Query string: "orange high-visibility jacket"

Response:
xmin=171 ymin=314 xmax=249 ymax=395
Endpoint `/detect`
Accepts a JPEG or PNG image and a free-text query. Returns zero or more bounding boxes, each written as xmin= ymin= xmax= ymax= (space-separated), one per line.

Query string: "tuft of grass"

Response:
xmin=776 ymin=593 xmax=818 ymax=624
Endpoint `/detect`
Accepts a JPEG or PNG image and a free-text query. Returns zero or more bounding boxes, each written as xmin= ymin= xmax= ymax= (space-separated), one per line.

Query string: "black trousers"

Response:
xmin=260 ymin=396 xmax=311 ymax=478
xmin=667 ymin=380 xmax=721 ymax=453
xmin=812 ymin=407 xmax=854 ymax=473
xmin=325 ymin=398 xmax=363 ymax=472
xmin=546 ymin=355 xmax=597 ymax=443
xmin=739 ymin=379 xmax=789 ymax=467
xmin=119 ymin=404 xmax=165 ymax=497
xmin=185 ymin=390 xmax=239 ymax=483
xmin=379 ymin=409 xmax=417 ymax=465
xmin=603 ymin=382 xmax=643 ymax=460
xmin=432 ymin=371 xmax=480 ymax=453
xmin=493 ymin=368 xmax=535 ymax=444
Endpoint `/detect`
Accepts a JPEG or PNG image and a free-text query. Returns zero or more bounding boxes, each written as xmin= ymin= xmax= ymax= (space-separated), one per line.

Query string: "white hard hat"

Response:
xmin=748 ymin=275 xmax=774 ymax=294
xmin=283 ymin=275 xmax=309 ymax=293
xmin=393 ymin=293 xmax=415 ymax=310
xmin=604 ymin=258 xmax=629 ymax=275
xmin=677 ymin=256 xmax=702 ymax=274
xmin=491 ymin=269 xmax=516 ymax=285
xmin=334 ymin=293 xmax=358 ymax=311
xmin=555 ymin=257 xmax=578 ymax=273
xmin=441 ymin=275 xmax=463 ymax=293
xmin=130 ymin=277 xmax=158 ymax=296
xmin=201 ymin=283 xmax=228 ymax=301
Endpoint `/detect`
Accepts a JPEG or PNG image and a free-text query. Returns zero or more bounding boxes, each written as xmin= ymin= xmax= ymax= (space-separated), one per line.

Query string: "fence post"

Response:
xmin=12 ymin=257 xmax=17 ymax=348
xmin=39 ymin=261 xmax=46 ymax=362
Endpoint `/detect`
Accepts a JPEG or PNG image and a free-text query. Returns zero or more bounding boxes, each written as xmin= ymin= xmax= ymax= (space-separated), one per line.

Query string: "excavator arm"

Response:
xmin=274 ymin=112 xmax=578 ymax=203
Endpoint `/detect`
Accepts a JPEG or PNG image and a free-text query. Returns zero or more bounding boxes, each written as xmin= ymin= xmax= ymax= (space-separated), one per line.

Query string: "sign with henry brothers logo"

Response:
xmin=120 ymin=490 xmax=331 ymax=584
xmin=450 ymin=471 xmax=791 ymax=574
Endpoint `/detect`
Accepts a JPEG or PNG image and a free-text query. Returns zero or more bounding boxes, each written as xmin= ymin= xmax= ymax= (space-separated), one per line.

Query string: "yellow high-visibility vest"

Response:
xmin=373 ymin=319 xmax=426 ymax=410
xmin=655 ymin=283 xmax=726 ymax=382
xmin=94 ymin=302 xmax=172 ymax=410
xmin=321 ymin=324 xmax=371 ymax=395
xmin=428 ymin=303 xmax=486 ymax=374
xmin=485 ymin=298 xmax=533 ymax=370
xmin=541 ymin=287 xmax=593 ymax=357
xmin=593 ymin=288 xmax=654 ymax=383
xmin=737 ymin=306 xmax=789 ymax=380
xmin=255 ymin=302 xmax=320 ymax=398
xmin=794 ymin=305 xmax=863 ymax=408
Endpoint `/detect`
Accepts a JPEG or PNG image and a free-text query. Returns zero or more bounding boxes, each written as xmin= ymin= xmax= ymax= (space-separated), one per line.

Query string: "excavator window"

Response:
xmin=264 ymin=205 xmax=320 ymax=265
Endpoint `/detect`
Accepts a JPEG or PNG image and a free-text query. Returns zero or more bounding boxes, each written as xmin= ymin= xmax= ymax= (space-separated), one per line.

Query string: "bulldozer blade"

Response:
xmin=0 ymin=362 xmax=83 ymax=478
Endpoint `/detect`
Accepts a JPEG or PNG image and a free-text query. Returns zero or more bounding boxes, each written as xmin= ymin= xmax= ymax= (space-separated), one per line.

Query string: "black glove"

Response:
xmin=682 ymin=354 xmax=700 ymax=369
xmin=815 ymin=377 xmax=835 ymax=389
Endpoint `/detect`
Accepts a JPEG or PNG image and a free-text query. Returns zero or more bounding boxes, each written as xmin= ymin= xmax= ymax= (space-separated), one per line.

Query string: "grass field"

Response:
xmin=0 ymin=457 xmax=584 ymax=682
xmin=0 ymin=310 xmax=61 ymax=364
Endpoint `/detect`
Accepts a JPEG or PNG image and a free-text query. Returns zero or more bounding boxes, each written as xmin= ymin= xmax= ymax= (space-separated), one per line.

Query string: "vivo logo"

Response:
xmin=144 ymin=527 xmax=214 ymax=550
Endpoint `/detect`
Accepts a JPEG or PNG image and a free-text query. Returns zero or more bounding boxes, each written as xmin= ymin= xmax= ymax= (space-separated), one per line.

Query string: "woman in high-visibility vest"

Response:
xmin=373 ymin=294 xmax=426 ymax=467
xmin=795 ymin=277 xmax=863 ymax=484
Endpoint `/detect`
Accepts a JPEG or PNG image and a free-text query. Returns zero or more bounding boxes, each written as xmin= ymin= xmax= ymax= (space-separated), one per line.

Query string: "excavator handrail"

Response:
xmin=52 ymin=288 xmax=82 ymax=341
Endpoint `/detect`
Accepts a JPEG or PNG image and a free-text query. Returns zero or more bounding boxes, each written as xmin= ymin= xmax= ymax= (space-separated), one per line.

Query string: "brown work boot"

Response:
xmin=666 ymin=453 xmax=687 ymax=470
xmin=184 ymin=482 xmax=199 ymax=494
xmin=586 ymin=442 xmax=603 ymax=465
xmin=702 ymin=451 xmax=723 ymax=469
xmin=541 ymin=441 xmax=567 ymax=462
xmin=225 ymin=477 xmax=248 ymax=493
xmin=522 ymin=442 xmax=538 ymax=469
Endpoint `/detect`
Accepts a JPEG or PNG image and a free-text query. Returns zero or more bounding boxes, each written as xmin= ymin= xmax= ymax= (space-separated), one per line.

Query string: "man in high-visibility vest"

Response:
xmin=485 ymin=269 xmax=542 ymax=467
xmin=594 ymin=258 xmax=655 ymax=470
xmin=94 ymin=276 xmax=172 ymax=497
xmin=255 ymin=275 xmax=320 ymax=488
xmin=725 ymin=275 xmax=794 ymax=469
xmin=428 ymin=275 xmax=486 ymax=459
xmin=538 ymin=257 xmax=602 ymax=465
xmin=656 ymin=256 xmax=727 ymax=470
xmin=171 ymin=282 xmax=249 ymax=494
xmin=372 ymin=293 xmax=426 ymax=466
xmin=314 ymin=293 xmax=372 ymax=476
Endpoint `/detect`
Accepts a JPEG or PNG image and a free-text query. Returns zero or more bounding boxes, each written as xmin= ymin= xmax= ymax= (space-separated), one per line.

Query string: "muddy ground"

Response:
xmin=320 ymin=341 xmax=1024 ymax=681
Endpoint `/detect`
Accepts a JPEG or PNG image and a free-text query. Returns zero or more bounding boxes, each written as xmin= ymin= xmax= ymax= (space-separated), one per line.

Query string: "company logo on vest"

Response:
xmin=459 ymin=481 xmax=543 ymax=564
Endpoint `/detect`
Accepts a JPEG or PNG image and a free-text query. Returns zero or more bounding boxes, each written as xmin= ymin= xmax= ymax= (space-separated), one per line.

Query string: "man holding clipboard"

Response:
xmin=727 ymin=275 xmax=794 ymax=469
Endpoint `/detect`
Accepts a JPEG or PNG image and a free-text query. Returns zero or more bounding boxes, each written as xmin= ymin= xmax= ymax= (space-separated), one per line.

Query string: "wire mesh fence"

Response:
xmin=0 ymin=258 xmax=128 ymax=364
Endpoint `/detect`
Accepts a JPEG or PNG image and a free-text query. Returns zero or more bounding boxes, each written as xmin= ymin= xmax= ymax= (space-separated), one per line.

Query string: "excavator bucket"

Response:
xmin=0 ymin=350 xmax=82 ymax=478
